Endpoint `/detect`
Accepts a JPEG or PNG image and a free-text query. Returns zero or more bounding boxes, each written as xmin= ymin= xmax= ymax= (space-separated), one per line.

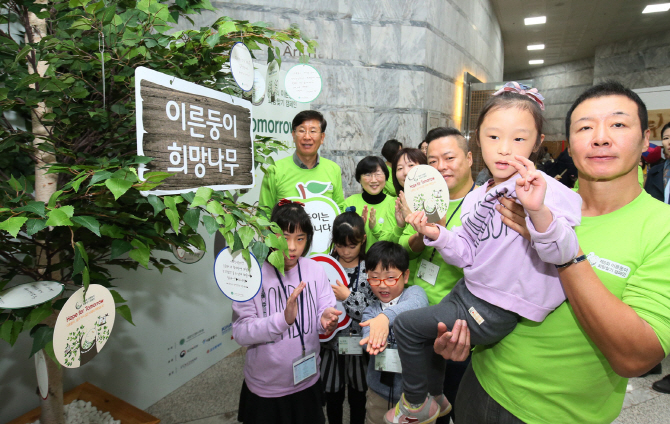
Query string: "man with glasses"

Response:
xmin=259 ymin=110 xmax=346 ymax=212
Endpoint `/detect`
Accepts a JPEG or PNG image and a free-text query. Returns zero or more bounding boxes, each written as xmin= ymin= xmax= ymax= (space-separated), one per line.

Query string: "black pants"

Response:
xmin=455 ymin=363 xmax=525 ymax=424
xmin=325 ymin=384 xmax=366 ymax=424
xmin=436 ymin=354 xmax=471 ymax=424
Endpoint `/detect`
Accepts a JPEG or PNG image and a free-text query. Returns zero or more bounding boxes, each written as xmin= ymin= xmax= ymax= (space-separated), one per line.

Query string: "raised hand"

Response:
xmin=406 ymin=210 xmax=440 ymax=241
xmin=509 ymin=155 xmax=547 ymax=212
xmin=321 ymin=307 xmax=342 ymax=333
xmin=496 ymin=196 xmax=530 ymax=241
xmin=368 ymin=207 xmax=377 ymax=230
xmin=331 ymin=279 xmax=351 ymax=301
xmin=398 ymin=191 xmax=412 ymax=221
xmin=395 ymin=197 xmax=405 ymax=227
xmin=359 ymin=314 xmax=390 ymax=355
xmin=361 ymin=205 xmax=369 ymax=225
xmin=284 ymin=281 xmax=306 ymax=325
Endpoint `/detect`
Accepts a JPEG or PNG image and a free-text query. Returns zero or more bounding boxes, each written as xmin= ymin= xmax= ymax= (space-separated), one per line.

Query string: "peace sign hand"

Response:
xmin=509 ymin=155 xmax=547 ymax=212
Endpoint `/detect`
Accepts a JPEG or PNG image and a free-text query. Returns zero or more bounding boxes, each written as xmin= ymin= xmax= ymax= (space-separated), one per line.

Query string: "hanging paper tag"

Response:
xmin=338 ymin=336 xmax=363 ymax=355
xmin=417 ymin=259 xmax=439 ymax=286
xmin=293 ymin=350 xmax=317 ymax=385
xmin=374 ymin=348 xmax=403 ymax=373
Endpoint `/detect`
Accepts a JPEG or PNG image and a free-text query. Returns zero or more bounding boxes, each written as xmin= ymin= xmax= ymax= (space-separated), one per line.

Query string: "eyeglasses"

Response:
xmin=361 ymin=172 xmax=385 ymax=180
xmin=295 ymin=128 xmax=322 ymax=137
xmin=367 ymin=274 xmax=403 ymax=286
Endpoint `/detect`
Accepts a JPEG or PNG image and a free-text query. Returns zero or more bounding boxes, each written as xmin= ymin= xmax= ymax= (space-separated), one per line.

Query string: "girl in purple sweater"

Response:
xmin=384 ymin=83 xmax=583 ymax=424
xmin=233 ymin=200 xmax=341 ymax=424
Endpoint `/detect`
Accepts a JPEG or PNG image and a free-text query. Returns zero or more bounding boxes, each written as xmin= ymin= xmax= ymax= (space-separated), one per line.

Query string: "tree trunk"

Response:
xmin=26 ymin=0 xmax=64 ymax=422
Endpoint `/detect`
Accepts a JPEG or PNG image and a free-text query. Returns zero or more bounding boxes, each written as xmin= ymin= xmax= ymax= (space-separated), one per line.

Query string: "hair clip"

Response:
xmin=345 ymin=206 xmax=356 ymax=213
xmin=493 ymin=81 xmax=545 ymax=111
xmin=277 ymin=198 xmax=305 ymax=208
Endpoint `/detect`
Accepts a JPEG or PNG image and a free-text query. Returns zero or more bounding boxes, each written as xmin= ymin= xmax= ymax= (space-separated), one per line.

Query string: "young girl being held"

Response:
xmin=321 ymin=208 xmax=373 ymax=424
xmin=384 ymin=83 xmax=583 ymax=424
xmin=233 ymin=200 xmax=341 ymax=424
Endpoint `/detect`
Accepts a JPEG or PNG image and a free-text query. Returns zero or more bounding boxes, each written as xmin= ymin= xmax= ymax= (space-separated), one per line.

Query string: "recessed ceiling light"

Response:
xmin=527 ymin=44 xmax=545 ymax=50
xmin=529 ymin=60 xmax=544 ymax=65
xmin=524 ymin=16 xmax=546 ymax=25
xmin=642 ymin=3 xmax=670 ymax=13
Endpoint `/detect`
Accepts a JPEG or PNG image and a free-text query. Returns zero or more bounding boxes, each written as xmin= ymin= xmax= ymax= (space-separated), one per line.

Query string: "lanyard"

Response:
xmin=351 ymin=263 xmax=361 ymax=292
xmin=429 ymin=182 xmax=476 ymax=263
xmin=274 ymin=261 xmax=306 ymax=356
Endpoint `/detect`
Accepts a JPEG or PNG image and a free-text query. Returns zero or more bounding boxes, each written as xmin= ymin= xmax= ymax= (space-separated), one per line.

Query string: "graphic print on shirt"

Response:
xmin=462 ymin=186 xmax=511 ymax=247
xmin=286 ymin=181 xmax=341 ymax=254
xmin=265 ymin=282 xmax=319 ymax=340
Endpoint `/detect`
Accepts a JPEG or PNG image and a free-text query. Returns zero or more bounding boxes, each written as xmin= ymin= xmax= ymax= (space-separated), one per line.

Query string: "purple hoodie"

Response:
xmin=424 ymin=172 xmax=581 ymax=322
xmin=232 ymin=257 xmax=336 ymax=397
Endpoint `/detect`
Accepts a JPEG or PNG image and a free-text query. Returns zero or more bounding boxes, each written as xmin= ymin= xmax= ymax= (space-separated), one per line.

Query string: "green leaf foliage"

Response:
xmin=29 ymin=325 xmax=54 ymax=357
xmin=116 ymin=305 xmax=135 ymax=325
xmin=0 ymin=1 xmax=306 ymax=352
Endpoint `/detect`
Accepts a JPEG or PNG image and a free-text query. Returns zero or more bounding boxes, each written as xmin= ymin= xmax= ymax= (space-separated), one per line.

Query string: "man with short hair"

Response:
xmin=436 ymin=81 xmax=670 ymax=424
xmin=381 ymin=139 xmax=403 ymax=196
xmin=258 ymin=110 xmax=345 ymax=212
xmin=398 ymin=127 xmax=475 ymax=423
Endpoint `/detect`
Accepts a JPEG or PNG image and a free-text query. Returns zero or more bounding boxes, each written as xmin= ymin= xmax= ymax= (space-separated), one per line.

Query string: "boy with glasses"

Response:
xmin=357 ymin=241 xmax=429 ymax=424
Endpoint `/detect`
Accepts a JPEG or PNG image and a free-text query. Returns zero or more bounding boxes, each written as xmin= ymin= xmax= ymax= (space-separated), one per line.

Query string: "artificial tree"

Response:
xmin=0 ymin=0 xmax=316 ymax=421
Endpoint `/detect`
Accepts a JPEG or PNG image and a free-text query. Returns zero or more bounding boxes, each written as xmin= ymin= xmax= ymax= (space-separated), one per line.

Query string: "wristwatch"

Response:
xmin=556 ymin=254 xmax=588 ymax=269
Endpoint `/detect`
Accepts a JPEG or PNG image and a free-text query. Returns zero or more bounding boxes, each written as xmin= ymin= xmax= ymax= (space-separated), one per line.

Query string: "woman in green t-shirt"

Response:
xmin=344 ymin=156 xmax=397 ymax=251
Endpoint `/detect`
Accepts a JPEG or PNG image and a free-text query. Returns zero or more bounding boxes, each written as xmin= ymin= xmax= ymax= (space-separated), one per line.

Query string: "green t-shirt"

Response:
xmin=400 ymin=198 xmax=466 ymax=306
xmin=472 ymin=191 xmax=670 ymax=424
xmin=383 ymin=164 xmax=397 ymax=197
xmin=258 ymin=156 xmax=346 ymax=212
xmin=344 ymin=193 xmax=396 ymax=252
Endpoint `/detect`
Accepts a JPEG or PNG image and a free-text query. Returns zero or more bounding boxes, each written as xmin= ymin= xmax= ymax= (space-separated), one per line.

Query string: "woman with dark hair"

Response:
xmin=344 ymin=156 xmax=397 ymax=251
xmin=390 ymin=148 xmax=427 ymax=233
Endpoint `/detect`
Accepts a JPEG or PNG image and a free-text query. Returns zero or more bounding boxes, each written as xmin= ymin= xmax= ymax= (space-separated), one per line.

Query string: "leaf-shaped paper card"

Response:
xmin=403 ymin=165 xmax=450 ymax=224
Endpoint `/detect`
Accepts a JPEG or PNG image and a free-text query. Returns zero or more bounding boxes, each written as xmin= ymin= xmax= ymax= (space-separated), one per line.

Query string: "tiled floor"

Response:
xmin=146 ymin=349 xmax=670 ymax=424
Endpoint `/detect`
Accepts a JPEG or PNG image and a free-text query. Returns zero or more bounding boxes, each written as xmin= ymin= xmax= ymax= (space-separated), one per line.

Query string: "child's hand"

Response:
xmin=331 ymin=279 xmax=351 ymax=301
xmin=284 ymin=281 xmax=306 ymax=325
xmin=406 ymin=210 xmax=440 ymax=241
xmin=510 ymin=156 xmax=553 ymax=233
xmin=359 ymin=314 xmax=390 ymax=355
xmin=321 ymin=307 xmax=342 ymax=333
xmin=509 ymin=156 xmax=547 ymax=212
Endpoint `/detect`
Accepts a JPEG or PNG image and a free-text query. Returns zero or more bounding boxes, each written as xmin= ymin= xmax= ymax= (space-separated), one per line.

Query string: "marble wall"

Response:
xmin=505 ymin=29 xmax=670 ymax=144
xmin=188 ymin=0 xmax=504 ymax=195
xmin=505 ymin=58 xmax=594 ymax=142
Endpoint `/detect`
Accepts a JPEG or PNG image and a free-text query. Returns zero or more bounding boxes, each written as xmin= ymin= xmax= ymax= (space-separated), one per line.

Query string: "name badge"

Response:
xmin=417 ymin=259 xmax=439 ymax=286
xmin=293 ymin=350 xmax=317 ymax=385
xmin=338 ymin=336 xmax=363 ymax=355
xmin=374 ymin=348 xmax=402 ymax=373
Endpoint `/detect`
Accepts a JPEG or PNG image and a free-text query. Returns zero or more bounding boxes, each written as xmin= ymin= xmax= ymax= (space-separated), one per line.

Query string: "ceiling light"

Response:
xmin=642 ymin=3 xmax=670 ymax=13
xmin=524 ymin=16 xmax=546 ymax=25
xmin=527 ymin=44 xmax=545 ymax=50
xmin=529 ymin=60 xmax=544 ymax=65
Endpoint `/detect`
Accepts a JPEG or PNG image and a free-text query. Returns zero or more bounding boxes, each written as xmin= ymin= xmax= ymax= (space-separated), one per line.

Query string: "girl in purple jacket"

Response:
xmin=384 ymin=83 xmax=583 ymax=424
xmin=233 ymin=200 xmax=341 ymax=424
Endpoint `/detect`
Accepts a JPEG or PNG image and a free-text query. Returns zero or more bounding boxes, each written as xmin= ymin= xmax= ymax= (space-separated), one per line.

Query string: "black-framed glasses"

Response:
xmin=367 ymin=274 xmax=403 ymax=286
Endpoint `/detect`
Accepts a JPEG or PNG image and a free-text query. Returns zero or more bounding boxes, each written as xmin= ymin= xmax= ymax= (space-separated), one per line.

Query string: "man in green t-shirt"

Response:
xmin=434 ymin=82 xmax=670 ymax=424
xmin=258 ymin=110 xmax=345 ymax=212
xmin=398 ymin=126 xmax=475 ymax=423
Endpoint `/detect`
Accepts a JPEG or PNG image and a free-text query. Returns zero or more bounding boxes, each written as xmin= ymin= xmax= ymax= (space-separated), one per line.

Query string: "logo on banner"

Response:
xmin=286 ymin=181 xmax=340 ymax=255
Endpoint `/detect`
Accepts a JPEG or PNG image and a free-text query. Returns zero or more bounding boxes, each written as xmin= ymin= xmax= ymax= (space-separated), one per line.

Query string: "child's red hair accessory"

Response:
xmin=277 ymin=198 xmax=305 ymax=208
